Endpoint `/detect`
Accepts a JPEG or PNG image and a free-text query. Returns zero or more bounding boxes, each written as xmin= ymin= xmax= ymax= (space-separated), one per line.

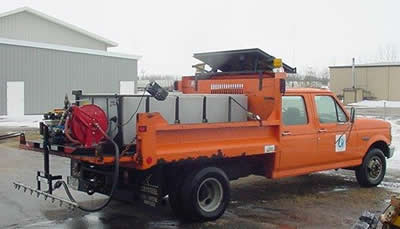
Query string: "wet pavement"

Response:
xmin=0 ymin=141 xmax=399 ymax=229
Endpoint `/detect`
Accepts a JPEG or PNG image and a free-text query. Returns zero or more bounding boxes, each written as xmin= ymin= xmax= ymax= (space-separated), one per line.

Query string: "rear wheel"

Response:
xmin=181 ymin=167 xmax=230 ymax=221
xmin=356 ymin=148 xmax=386 ymax=187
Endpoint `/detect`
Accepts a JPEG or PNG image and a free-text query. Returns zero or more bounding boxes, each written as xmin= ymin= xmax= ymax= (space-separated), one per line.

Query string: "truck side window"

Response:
xmin=282 ymin=96 xmax=308 ymax=125
xmin=315 ymin=96 xmax=348 ymax=123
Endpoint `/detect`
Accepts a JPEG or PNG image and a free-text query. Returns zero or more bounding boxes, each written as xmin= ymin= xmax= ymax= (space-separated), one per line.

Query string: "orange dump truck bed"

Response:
xmin=133 ymin=72 xmax=286 ymax=172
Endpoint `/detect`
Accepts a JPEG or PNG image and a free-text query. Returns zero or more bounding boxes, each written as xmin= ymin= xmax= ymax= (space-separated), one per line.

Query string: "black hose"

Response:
xmin=58 ymin=124 xmax=120 ymax=212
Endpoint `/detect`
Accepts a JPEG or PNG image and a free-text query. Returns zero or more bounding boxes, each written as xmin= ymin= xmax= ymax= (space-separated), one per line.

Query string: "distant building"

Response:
xmin=0 ymin=7 xmax=139 ymax=115
xmin=137 ymin=79 xmax=175 ymax=91
xmin=329 ymin=62 xmax=400 ymax=102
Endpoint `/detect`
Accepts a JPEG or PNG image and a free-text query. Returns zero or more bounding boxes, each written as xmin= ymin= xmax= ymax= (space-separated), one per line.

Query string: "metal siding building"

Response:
xmin=329 ymin=63 xmax=400 ymax=101
xmin=0 ymin=7 xmax=139 ymax=115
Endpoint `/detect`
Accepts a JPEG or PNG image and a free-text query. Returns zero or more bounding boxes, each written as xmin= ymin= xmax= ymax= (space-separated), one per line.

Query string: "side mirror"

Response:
xmin=350 ymin=107 xmax=356 ymax=123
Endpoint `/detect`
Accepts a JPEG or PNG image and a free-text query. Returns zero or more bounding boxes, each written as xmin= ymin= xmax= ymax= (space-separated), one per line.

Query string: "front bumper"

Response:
xmin=388 ymin=145 xmax=395 ymax=158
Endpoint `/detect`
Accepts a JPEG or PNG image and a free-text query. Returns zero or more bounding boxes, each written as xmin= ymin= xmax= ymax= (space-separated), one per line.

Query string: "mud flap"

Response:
xmin=139 ymin=167 xmax=163 ymax=207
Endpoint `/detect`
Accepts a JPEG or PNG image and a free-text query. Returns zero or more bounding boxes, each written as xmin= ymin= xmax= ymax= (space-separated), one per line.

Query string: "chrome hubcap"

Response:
xmin=368 ymin=156 xmax=383 ymax=179
xmin=197 ymin=178 xmax=223 ymax=212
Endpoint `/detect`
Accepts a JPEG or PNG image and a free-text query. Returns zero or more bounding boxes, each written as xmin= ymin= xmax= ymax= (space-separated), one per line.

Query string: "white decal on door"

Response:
xmin=335 ymin=134 xmax=346 ymax=152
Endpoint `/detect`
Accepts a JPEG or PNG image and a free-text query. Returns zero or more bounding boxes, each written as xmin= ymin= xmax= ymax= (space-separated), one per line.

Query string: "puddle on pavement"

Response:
xmin=237 ymin=204 xmax=288 ymax=214
xmin=148 ymin=220 xmax=180 ymax=229
xmin=319 ymin=186 xmax=349 ymax=194
xmin=379 ymin=181 xmax=400 ymax=192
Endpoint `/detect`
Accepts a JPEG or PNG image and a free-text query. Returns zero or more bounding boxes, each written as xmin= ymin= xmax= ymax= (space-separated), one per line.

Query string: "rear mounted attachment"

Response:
xmin=13 ymin=182 xmax=78 ymax=210
xmin=13 ymin=122 xmax=78 ymax=210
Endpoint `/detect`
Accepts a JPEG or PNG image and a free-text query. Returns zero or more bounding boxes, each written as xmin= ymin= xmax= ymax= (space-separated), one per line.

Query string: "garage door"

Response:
xmin=7 ymin=81 xmax=24 ymax=116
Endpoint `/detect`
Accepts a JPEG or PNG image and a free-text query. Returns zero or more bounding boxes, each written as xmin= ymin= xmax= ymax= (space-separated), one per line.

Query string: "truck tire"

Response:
xmin=356 ymin=148 xmax=386 ymax=187
xmin=181 ymin=167 xmax=230 ymax=221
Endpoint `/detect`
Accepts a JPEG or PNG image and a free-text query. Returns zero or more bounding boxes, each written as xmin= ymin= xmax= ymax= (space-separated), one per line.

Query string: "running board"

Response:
xmin=13 ymin=182 xmax=78 ymax=210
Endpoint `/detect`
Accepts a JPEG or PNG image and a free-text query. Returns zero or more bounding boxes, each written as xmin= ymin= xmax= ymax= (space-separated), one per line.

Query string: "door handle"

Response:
xmin=282 ymin=131 xmax=292 ymax=136
xmin=318 ymin=129 xmax=327 ymax=133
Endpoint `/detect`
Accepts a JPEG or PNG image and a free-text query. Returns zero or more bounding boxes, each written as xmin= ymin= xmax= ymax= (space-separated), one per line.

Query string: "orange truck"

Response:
xmin=16 ymin=49 xmax=394 ymax=221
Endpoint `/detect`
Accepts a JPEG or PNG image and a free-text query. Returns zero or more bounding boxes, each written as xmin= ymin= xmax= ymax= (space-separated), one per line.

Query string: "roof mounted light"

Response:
xmin=273 ymin=58 xmax=283 ymax=68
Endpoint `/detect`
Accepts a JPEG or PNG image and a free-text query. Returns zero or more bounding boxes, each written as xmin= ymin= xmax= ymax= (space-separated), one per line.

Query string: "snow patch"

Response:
xmin=349 ymin=100 xmax=400 ymax=108
xmin=388 ymin=119 xmax=400 ymax=170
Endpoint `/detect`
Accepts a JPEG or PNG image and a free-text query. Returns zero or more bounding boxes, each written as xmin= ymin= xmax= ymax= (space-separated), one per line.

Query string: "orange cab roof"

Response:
xmin=286 ymin=88 xmax=332 ymax=94
xmin=285 ymin=88 xmax=331 ymax=94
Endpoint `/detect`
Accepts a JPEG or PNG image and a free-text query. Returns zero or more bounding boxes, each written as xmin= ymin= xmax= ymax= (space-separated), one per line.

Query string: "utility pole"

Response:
xmin=352 ymin=57 xmax=356 ymax=88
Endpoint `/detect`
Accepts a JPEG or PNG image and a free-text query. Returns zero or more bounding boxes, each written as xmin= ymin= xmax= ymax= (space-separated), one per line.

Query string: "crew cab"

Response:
xmin=280 ymin=88 xmax=394 ymax=181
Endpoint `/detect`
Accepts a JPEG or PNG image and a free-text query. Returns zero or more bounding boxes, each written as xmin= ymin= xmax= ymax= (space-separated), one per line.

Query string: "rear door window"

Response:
xmin=282 ymin=96 xmax=308 ymax=125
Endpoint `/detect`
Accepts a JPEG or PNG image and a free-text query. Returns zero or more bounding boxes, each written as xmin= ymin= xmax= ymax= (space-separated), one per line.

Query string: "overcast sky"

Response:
xmin=1 ymin=0 xmax=399 ymax=76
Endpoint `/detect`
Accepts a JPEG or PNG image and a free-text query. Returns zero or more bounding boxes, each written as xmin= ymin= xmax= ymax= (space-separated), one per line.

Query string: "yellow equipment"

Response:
xmin=381 ymin=195 xmax=400 ymax=229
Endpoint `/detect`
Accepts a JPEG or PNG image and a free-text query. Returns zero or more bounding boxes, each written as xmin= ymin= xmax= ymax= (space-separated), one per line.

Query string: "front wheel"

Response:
xmin=181 ymin=167 xmax=230 ymax=221
xmin=356 ymin=148 xmax=386 ymax=187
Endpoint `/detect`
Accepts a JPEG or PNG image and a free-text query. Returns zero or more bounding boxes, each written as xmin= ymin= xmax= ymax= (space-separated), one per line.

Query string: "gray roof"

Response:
xmin=0 ymin=7 xmax=118 ymax=47
xmin=0 ymin=37 xmax=140 ymax=60
xmin=193 ymin=48 xmax=297 ymax=73
xmin=329 ymin=62 xmax=400 ymax=69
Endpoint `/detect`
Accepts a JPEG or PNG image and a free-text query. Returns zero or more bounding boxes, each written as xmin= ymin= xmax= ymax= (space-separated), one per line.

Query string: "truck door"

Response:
xmin=313 ymin=95 xmax=354 ymax=164
xmin=280 ymin=95 xmax=319 ymax=173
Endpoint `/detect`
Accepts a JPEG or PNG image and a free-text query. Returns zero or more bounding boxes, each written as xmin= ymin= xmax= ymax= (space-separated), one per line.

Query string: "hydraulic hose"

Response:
xmin=64 ymin=115 xmax=81 ymax=145
xmin=57 ymin=123 xmax=120 ymax=212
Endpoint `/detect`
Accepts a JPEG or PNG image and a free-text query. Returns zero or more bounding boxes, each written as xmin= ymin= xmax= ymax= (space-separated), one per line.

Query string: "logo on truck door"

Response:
xmin=335 ymin=134 xmax=346 ymax=152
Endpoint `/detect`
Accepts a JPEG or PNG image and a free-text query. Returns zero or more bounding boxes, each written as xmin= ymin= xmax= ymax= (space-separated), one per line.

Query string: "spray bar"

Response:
xmin=13 ymin=182 xmax=78 ymax=210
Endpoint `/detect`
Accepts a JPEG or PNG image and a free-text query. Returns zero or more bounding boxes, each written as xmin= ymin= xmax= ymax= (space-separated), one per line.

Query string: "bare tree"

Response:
xmin=318 ymin=68 xmax=330 ymax=86
xmin=303 ymin=67 xmax=317 ymax=87
xmin=286 ymin=67 xmax=328 ymax=88
xmin=377 ymin=44 xmax=398 ymax=62
xmin=140 ymin=69 xmax=146 ymax=78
